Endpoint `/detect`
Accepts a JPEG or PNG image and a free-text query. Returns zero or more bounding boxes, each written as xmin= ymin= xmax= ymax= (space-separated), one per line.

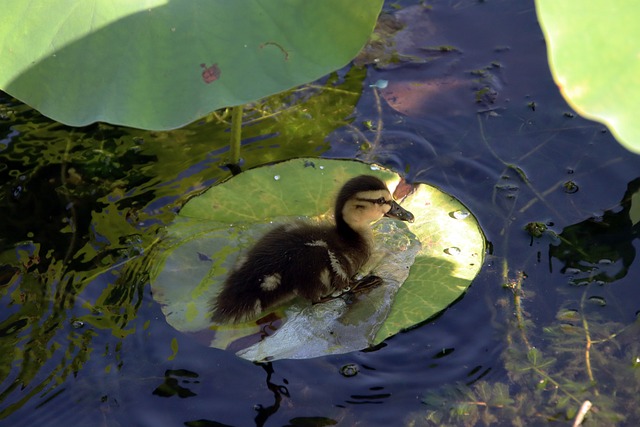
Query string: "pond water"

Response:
xmin=2 ymin=1 xmax=640 ymax=426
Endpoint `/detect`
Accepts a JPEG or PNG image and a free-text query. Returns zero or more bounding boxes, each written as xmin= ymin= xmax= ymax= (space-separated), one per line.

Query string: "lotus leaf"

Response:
xmin=0 ymin=0 xmax=382 ymax=130
xmin=150 ymin=158 xmax=485 ymax=361
xmin=536 ymin=0 xmax=640 ymax=153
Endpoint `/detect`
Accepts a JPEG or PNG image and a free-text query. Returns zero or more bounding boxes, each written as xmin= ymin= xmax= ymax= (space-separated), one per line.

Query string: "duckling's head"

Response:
xmin=336 ymin=175 xmax=414 ymax=234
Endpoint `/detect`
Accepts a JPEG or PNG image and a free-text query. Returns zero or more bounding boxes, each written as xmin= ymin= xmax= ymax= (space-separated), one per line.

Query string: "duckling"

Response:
xmin=211 ymin=175 xmax=414 ymax=323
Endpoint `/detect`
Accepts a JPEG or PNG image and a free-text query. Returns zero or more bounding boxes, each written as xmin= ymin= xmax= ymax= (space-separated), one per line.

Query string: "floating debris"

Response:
xmin=340 ymin=364 xmax=359 ymax=377
xmin=563 ymin=180 xmax=579 ymax=194
xmin=524 ymin=222 xmax=547 ymax=238
xmin=587 ymin=296 xmax=607 ymax=306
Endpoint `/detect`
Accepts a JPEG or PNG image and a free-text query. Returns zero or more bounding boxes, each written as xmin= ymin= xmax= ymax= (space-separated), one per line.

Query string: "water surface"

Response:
xmin=2 ymin=0 xmax=639 ymax=426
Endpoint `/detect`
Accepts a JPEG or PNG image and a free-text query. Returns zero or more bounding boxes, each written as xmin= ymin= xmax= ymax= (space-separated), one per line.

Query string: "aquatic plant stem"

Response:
xmin=504 ymin=261 xmax=584 ymax=406
xmin=371 ymin=87 xmax=384 ymax=151
xmin=349 ymin=86 xmax=383 ymax=162
xmin=579 ymin=290 xmax=599 ymax=396
xmin=505 ymin=267 xmax=532 ymax=349
xmin=478 ymin=116 xmax=564 ymax=221
xmin=229 ymin=105 xmax=243 ymax=166
xmin=60 ymin=137 xmax=79 ymax=269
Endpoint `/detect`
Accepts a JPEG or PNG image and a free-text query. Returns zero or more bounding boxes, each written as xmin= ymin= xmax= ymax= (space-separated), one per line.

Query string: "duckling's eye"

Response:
xmin=375 ymin=197 xmax=387 ymax=205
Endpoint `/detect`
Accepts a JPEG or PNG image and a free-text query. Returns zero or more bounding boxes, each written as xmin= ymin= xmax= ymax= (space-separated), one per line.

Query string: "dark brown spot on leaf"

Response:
xmin=201 ymin=63 xmax=221 ymax=84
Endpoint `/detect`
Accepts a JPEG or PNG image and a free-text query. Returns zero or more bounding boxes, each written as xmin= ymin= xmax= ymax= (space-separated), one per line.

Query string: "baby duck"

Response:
xmin=211 ymin=175 xmax=414 ymax=323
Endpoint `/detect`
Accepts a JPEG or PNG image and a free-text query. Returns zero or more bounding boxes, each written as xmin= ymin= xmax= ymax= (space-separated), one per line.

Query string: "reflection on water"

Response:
xmin=551 ymin=177 xmax=640 ymax=284
xmin=2 ymin=0 xmax=640 ymax=425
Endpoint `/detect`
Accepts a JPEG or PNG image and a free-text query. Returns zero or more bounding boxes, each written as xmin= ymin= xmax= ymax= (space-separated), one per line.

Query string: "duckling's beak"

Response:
xmin=385 ymin=201 xmax=414 ymax=223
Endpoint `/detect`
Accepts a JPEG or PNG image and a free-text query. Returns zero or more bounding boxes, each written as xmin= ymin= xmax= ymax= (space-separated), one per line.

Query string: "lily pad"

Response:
xmin=536 ymin=1 xmax=640 ymax=154
xmin=0 ymin=0 xmax=382 ymax=130
xmin=150 ymin=158 xmax=485 ymax=361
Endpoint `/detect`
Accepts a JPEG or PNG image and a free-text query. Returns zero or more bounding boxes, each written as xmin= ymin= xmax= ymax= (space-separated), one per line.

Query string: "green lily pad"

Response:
xmin=150 ymin=158 xmax=485 ymax=361
xmin=0 ymin=0 xmax=382 ymax=130
xmin=536 ymin=1 xmax=640 ymax=154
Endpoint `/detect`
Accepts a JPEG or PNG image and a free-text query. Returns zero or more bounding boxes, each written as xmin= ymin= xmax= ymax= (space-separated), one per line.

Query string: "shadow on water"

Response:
xmin=252 ymin=363 xmax=290 ymax=427
xmin=2 ymin=0 xmax=640 ymax=426
xmin=551 ymin=177 xmax=640 ymax=284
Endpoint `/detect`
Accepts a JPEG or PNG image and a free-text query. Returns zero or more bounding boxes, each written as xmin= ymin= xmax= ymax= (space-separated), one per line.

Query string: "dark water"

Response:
xmin=2 ymin=1 xmax=639 ymax=426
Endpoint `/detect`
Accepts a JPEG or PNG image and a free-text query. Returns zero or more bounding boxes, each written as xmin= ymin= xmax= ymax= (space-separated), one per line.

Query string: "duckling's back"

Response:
xmin=211 ymin=222 xmax=370 ymax=323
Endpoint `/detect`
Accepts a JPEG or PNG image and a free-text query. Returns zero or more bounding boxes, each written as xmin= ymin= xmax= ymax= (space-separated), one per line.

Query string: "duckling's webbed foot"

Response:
xmin=314 ymin=275 xmax=384 ymax=304
xmin=350 ymin=274 xmax=384 ymax=293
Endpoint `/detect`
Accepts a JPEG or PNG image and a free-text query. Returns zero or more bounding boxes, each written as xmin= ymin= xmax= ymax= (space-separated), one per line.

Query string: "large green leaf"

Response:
xmin=536 ymin=1 xmax=640 ymax=154
xmin=0 ymin=0 xmax=382 ymax=130
xmin=150 ymin=158 xmax=485 ymax=361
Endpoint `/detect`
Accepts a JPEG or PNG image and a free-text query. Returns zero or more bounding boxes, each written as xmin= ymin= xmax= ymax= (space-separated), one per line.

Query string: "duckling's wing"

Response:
xmin=212 ymin=224 xmax=337 ymax=322
xmin=254 ymin=225 xmax=341 ymax=300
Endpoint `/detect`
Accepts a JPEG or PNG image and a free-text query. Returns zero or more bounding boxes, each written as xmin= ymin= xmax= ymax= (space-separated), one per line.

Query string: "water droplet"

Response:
xmin=450 ymin=210 xmax=470 ymax=220
xmin=369 ymin=165 xmax=381 ymax=171
xmin=71 ymin=320 xmax=84 ymax=329
xmin=444 ymin=247 xmax=461 ymax=256
xmin=369 ymin=79 xmax=388 ymax=89
xmin=340 ymin=364 xmax=359 ymax=377
xmin=319 ymin=165 xmax=324 ymax=170
xmin=274 ymin=175 xmax=280 ymax=181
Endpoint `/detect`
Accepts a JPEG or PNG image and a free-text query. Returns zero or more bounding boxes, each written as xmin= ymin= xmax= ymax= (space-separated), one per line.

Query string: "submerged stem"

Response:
xmin=60 ymin=136 xmax=79 ymax=271
xmin=359 ymin=86 xmax=384 ymax=162
xmin=229 ymin=105 xmax=243 ymax=166
xmin=504 ymin=265 xmax=532 ymax=349
xmin=505 ymin=264 xmax=585 ymax=406
xmin=580 ymin=290 xmax=599 ymax=396
xmin=371 ymin=87 xmax=384 ymax=151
